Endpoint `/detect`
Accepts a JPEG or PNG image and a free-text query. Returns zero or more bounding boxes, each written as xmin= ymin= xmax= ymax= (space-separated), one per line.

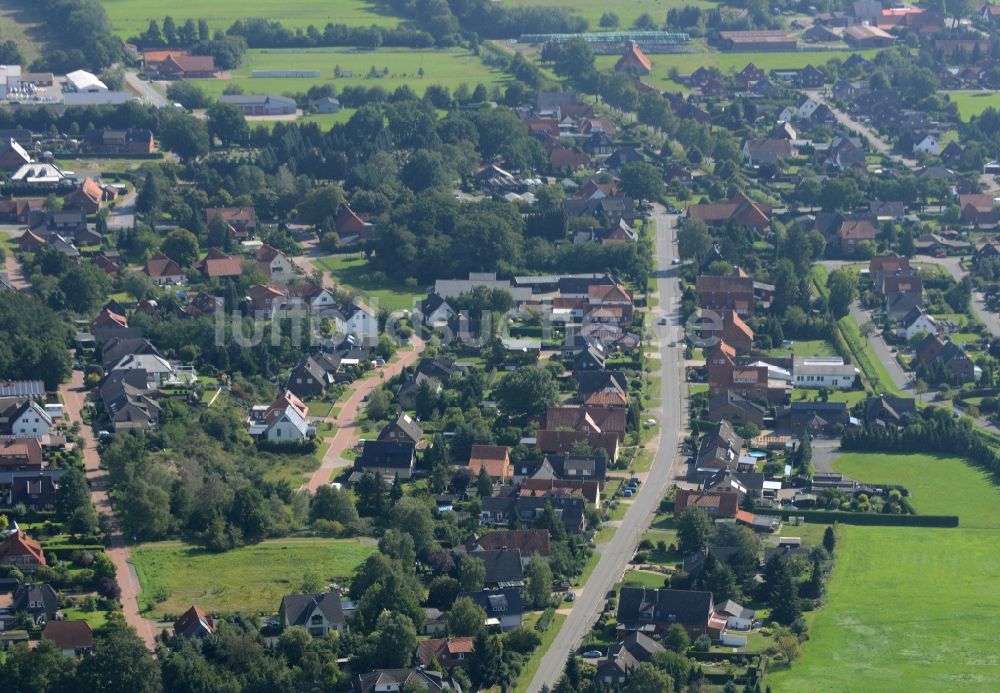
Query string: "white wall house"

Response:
xmin=792 ymin=357 xmax=860 ymax=390
xmin=899 ymin=309 xmax=939 ymax=341
xmin=914 ymin=135 xmax=940 ymax=156
xmin=11 ymin=401 xmax=53 ymax=438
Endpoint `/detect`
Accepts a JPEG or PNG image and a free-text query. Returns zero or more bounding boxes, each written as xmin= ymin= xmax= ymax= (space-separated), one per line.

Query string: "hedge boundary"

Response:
xmin=754 ymin=508 xmax=958 ymax=527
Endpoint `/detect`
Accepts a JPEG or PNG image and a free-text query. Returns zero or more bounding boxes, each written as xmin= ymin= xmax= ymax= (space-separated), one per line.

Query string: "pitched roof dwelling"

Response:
xmin=0 ymin=436 xmax=45 ymax=469
xmin=247 ymin=390 xmax=313 ymax=443
xmin=42 ymin=620 xmax=93 ymax=657
xmin=335 ymin=204 xmax=375 ymax=242
xmin=457 ymin=588 xmax=524 ymax=632
xmin=16 ymin=229 xmax=45 ymax=252
xmin=145 ymin=251 xmax=184 ymax=285
xmin=353 ymin=668 xmax=461 ymax=693
xmin=0 ymin=530 xmax=46 ymax=570
xmin=11 ymin=583 xmax=60 ymax=624
xmin=519 ymin=476 xmax=601 ymax=506
xmin=354 ymin=440 xmax=416 ymax=479
xmin=595 ymin=632 xmax=666 ymax=688
xmin=614 ymin=42 xmax=652 ymax=76
xmin=468 ymin=444 xmax=512 ymax=482
xmin=480 ymin=495 xmax=587 ymax=535
xmin=477 ymin=548 xmax=525 ymax=588
xmin=697 ymin=268 xmax=756 ymax=317
xmin=706 ymin=391 xmax=765 ymax=427
xmin=378 ymin=412 xmax=423 ymax=447
xmin=743 ymin=138 xmax=792 ymax=166
xmin=864 ymin=394 xmax=917 ymax=430
xmin=544 ymin=406 xmax=627 ymax=439
xmin=197 ymin=248 xmax=244 ymax=279
xmin=687 ymin=192 xmax=772 ymax=230
xmin=836 ymin=217 xmax=879 ymax=255
xmin=616 ymin=587 xmax=716 ymax=639
xmin=531 ymin=453 xmax=608 ymax=482
xmin=0 ymin=137 xmax=31 ymax=171
xmin=959 ymin=194 xmax=999 ymax=228
xmin=468 ymin=529 xmax=551 ymax=560
xmin=279 ymin=588 xmax=346 ymax=637
xmin=417 ymin=637 xmax=476 ymax=669
xmin=63 ymin=177 xmax=104 ymax=214
xmin=535 ymin=429 xmax=619 ymax=461
xmin=206 ymin=207 xmax=257 ymax=239
xmin=673 ymin=488 xmax=740 ymax=519
xmin=173 ymin=605 xmax=217 ymax=638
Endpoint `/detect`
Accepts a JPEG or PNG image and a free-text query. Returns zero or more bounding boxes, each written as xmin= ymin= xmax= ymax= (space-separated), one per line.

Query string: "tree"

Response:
xmin=676 ymin=506 xmax=714 ymax=554
xmin=663 ymin=623 xmax=691 ymax=653
xmin=763 ymin=554 xmax=801 ymax=625
xmin=599 ymin=11 xmax=620 ymax=27
xmin=494 ymin=366 xmax=558 ymax=418
xmin=823 ymin=526 xmax=836 ymax=554
xmin=55 ymin=467 xmax=90 ymax=521
xmin=206 ymin=102 xmax=249 ymax=147
xmin=525 ymin=555 xmax=553 ymax=609
xmin=390 ymin=497 xmax=437 ymax=559
xmin=166 ymin=81 xmax=208 ymax=109
xmin=77 ymin=622 xmax=161 ymax=693
xmin=379 ymin=529 xmax=416 ymax=568
xmin=620 ymin=161 xmax=664 ymax=202
xmin=428 ymin=575 xmax=461 ymax=610
xmin=678 ymin=218 xmax=712 ymax=264
xmin=945 ymin=0 xmax=976 ymax=25
xmin=826 ymin=269 xmax=857 ymax=318
xmin=59 ymin=263 xmax=111 ymax=313
xmin=161 ymin=229 xmax=200 ymax=267
xmin=375 ymin=611 xmax=418 ymax=668
xmin=470 ymin=632 xmax=503 ymax=688
xmin=796 ymin=432 xmax=813 ymax=476
xmin=310 ymin=485 xmax=359 ymax=525
xmin=457 ymin=554 xmax=486 ymax=591
xmin=475 ymin=466 xmax=493 ymax=498
xmin=623 ymin=663 xmax=673 ymax=693
xmin=448 ymin=596 xmax=487 ymax=637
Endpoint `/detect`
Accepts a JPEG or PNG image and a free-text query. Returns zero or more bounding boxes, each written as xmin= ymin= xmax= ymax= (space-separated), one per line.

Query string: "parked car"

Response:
xmin=581 ymin=650 xmax=602 ymax=658
xmin=565 ymin=592 xmax=576 ymax=602
xmin=623 ymin=489 xmax=634 ymax=497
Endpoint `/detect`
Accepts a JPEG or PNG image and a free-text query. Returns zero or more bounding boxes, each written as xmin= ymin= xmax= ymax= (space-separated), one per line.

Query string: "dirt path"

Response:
xmin=59 ymin=370 xmax=160 ymax=648
xmin=301 ymin=335 xmax=425 ymax=493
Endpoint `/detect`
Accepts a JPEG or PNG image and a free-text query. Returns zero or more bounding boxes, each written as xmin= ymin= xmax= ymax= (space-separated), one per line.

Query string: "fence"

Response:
xmin=754 ymin=508 xmax=958 ymax=527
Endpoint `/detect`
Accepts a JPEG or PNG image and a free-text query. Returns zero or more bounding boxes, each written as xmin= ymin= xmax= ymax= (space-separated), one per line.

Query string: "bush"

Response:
xmin=535 ymin=607 xmax=555 ymax=632
xmin=504 ymin=627 xmax=542 ymax=654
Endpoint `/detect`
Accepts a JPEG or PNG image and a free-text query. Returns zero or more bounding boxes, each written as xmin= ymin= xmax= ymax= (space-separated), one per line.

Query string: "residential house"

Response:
xmin=0 ymin=470 xmax=61 ymax=510
xmin=173 ymin=605 xmax=216 ymax=639
xmin=614 ymin=41 xmax=652 ymax=77
xmin=616 ymin=587 xmax=717 ymax=640
xmin=63 ymin=177 xmax=107 ymax=214
xmin=354 ymin=440 xmax=416 ymax=479
xmin=544 ymin=406 xmax=627 ymax=440
xmin=0 ymin=530 xmax=46 ymax=570
xmin=686 ymin=192 xmax=772 ymax=231
xmin=81 ymin=128 xmax=155 ymax=155
xmin=10 ymin=583 xmax=60 ymax=625
xmin=864 ymin=394 xmax=917 ymax=430
xmin=379 ymin=413 xmax=423 ymax=447
xmin=279 ymin=588 xmax=346 ymax=637
xmin=397 ymin=372 xmax=442 ymax=410
xmin=594 ymin=632 xmax=665 ymax=688
xmin=524 ymin=454 xmax=608 ymax=485
xmin=914 ymin=135 xmax=941 ymax=156
xmin=420 ymin=293 xmax=455 ymax=329
xmin=468 ymin=444 xmax=512 ymax=483
xmin=468 ymin=530 xmax=551 ymax=564
xmin=716 ymin=600 xmax=756 ymax=630
xmin=844 ymin=24 xmax=895 ymax=48
xmin=775 ymin=401 xmax=854 ymax=435
xmin=145 ymin=51 xmax=216 ymax=78
xmin=108 ymin=353 xmax=176 ymax=389
xmin=0 ymin=438 xmax=43 ymax=471
xmin=245 ymin=284 xmax=286 ymax=319
xmin=743 ymin=138 xmax=792 ymax=166
xmin=206 ymin=207 xmax=257 ymax=240
xmin=100 ymin=370 xmax=161 ymax=432
xmin=479 ymin=495 xmax=587 ymax=535
xmin=604 ymin=147 xmax=644 ymax=169
xmin=706 ymin=391 xmax=765 ymax=427
xmin=898 ymin=307 xmax=940 ymax=340
xmin=254 ymin=244 xmax=295 ymax=282
xmin=883 ymin=271 xmax=924 ymax=321
xmin=706 ymin=341 xmax=778 ymax=402
xmin=417 ymin=637 xmax=475 ymax=669
xmin=959 ymin=194 xmax=999 ymax=228
xmin=335 ymin=204 xmax=375 ymax=242
xmin=714 ymin=310 xmax=754 ymax=354
xmin=145 ymin=252 xmax=184 ymax=286
xmin=916 ymin=335 xmax=978 ymax=383
xmin=697 ymin=269 xmax=756 ymax=317
xmin=477 ymin=549 xmax=525 ymax=589
xmin=247 ymin=390 xmax=314 ymax=443
xmin=0 ymin=399 xmax=52 ymax=438
xmin=835 ymin=216 xmax=879 ymax=256
xmin=352 ymin=669 xmax=461 ymax=693
xmin=673 ymin=488 xmax=740 ymax=520
xmin=0 ymin=138 xmax=31 ymax=171
xmin=792 ymin=357 xmax=860 ymax=390
xmin=702 ymin=468 xmax=770 ymax=504
xmin=695 ymin=421 xmax=751 ymax=478
xmin=0 ymin=198 xmax=43 ymax=225
xmin=196 ymin=248 xmax=243 ymax=280
xmin=285 ymin=352 xmax=342 ymax=398
xmin=42 ymin=621 xmax=93 ymax=658
xmin=457 ymin=588 xmax=524 ymax=632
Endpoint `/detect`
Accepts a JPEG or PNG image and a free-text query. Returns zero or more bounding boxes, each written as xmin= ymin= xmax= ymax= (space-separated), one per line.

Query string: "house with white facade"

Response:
xmin=109 ymin=353 xmax=177 ymax=388
xmin=792 ymin=357 xmax=860 ymax=390
xmin=0 ymin=399 xmax=53 ymax=438
xmin=914 ymin=135 xmax=941 ymax=156
xmin=898 ymin=306 xmax=940 ymax=341
xmin=247 ymin=390 xmax=315 ymax=443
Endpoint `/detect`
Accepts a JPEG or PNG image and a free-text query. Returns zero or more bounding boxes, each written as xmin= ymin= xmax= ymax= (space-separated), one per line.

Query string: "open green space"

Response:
xmin=190 ymin=47 xmax=506 ymax=101
xmin=836 ymin=315 xmax=902 ymax=396
xmin=772 ymin=453 xmax=1000 ymax=691
xmin=315 ymin=253 xmax=425 ymax=312
xmin=622 ymin=569 xmax=668 ymax=589
xmin=131 ymin=537 xmax=376 ymax=618
xmin=100 ymin=0 xmax=400 ymax=38
xmin=0 ymin=1 xmax=49 ymax=65
xmin=513 ymin=612 xmax=568 ymax=693
xmin=504 ymin=0 xmax=717 ymax=31
xmin=947 ymin=91 xmax=1000 ymax=121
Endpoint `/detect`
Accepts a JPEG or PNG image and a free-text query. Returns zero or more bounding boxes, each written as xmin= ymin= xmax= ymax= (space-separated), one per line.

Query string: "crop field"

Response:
xmin=502 ymin=0 xmax=718 ymax=31
xmin=947 ymin=91 xmax=1000 ymax=121
xmin=132 ymin=537 xmax=376 ymax=618
xmin=100 ymin=0 xmax=400 ymax=38
xmin=771 ymin=453 xmax=1000 ymax=691
xmin=189 ymin=47 xmax=507 ymax=101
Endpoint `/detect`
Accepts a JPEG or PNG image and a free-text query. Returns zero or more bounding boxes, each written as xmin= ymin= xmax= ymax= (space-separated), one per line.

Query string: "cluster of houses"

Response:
xmin=0 ymin=380 xmax=65 ymax=514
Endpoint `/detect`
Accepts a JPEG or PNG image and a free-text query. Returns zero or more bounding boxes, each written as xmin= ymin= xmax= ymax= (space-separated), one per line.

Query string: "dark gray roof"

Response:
xmin=356 ymin=441 xmax=415 ymax=469
xmin=12 ymin=583 xmax=59 ymax=616
xmin=477 ymin=549 xmax=524 ymax=586
xmin=101 ymin=337 xmax=162 ymax=370
xmin=281 ymin=589 xmax=344 ymax=628
xmin=617 ymin=587 xmax=714 ymax=630
xmin=380 ymin=413 xmax=423 ymax=444
xmin=353 ymin=668 xmax=460 ymax=693
xmin=458 ymin=588 xmax=523 ymax=617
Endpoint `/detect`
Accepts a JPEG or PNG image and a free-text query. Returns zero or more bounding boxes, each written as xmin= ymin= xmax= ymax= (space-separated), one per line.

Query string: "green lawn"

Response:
xmin=249 ymin=110 xmax=355 ymax=130
xmin=101 ymin=0 xmax=401 ymax=38
xmin=947 ymin=91 xmax=1000 ymax=121
xmin=504 ymin=0 xmax=717 ymax=31
xmin=836 ymin=315 xmax=902 ymax=396
xmin=62 ymin=607 xmax=110 ymax=631
xmin=771 ymin=453 xmax=1000 ymax=691
xmin=513 ymin=613 xmax=568 ymax=693
xmin=314 ymin=253 xmax=425 ymax=312
xmin=190 ymin=47 xmax=507 ymax=102
xmin=131 ymin=537 xmax=376 ymax=618
xmin=764 ymin=339 xmax=837 ymax=358
xmin=622 ymin=569 xmax=668 ymax=589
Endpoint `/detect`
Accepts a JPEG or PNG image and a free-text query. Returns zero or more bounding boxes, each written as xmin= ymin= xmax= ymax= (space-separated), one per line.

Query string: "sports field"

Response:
xmin=100 ymin=0 xmax=400 ymax=38
xmin=947 ymin=91 xmax=1000 ymax=121
xmin=190 ymin=47 xmax=507 ymax=100
xmin=771 ymin=453 xmax=1000 ymax=692
xmin=131 ymin=537 xmax=376 ymax=618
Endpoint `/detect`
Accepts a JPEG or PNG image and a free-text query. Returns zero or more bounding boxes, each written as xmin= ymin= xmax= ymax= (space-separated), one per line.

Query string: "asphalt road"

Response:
xmin=124 ymin=71 xmax=170 ymax=108
xmin=528 ymin=209 xmax=687 ymax=691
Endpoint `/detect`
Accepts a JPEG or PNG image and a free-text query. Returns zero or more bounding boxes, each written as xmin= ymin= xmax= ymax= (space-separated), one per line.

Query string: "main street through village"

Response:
xmin=529 ymin=209 xmax=686 ymax=692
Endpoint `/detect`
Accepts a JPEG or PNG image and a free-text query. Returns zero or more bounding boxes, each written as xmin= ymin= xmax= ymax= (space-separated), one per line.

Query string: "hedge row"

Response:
xmin=754 ymin=508 xmax=958 ymax=527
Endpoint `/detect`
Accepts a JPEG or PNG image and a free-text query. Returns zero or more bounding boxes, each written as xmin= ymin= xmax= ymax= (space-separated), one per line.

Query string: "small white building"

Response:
xmin=110 ymin=354 xmax=177 ymax=389
xmin=898 ymin=307 xmax=940 ymax=341
xmin=792 ymin=356 xmax=860 ymax=390
xmin=247 ymin=390 xmax=315 ymax=443
xmin=914 ymin=135 xmax=941 ymax=156
xmin=64 ymin=70 xmax=107 ymax=93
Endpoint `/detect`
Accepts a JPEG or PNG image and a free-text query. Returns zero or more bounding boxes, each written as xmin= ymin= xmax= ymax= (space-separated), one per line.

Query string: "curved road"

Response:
xmin=528 ymin=209 xmax=687 ymax=691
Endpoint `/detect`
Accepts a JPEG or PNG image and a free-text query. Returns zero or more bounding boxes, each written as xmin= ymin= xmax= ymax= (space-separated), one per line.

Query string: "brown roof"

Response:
xmin=535 ymin=429 xmax=619 ymax=458
xmin=0 ymin=437 xmax=43 ymax=468
xmin=160 ymin=53 xmax=216 ymax=73
xmin=469 ymin=444 xmax=511 ymax=480
xmin=584 ymin=391 xmax=628 ymax=408
xmin=417 ymin=637 xmax=475 ymax=666
xmin=474 ymin=529 xmax=551 ymax=557
xmin=687 ymin=192 xmax=771 ymax=228
xmin=674 ymin=488 xmax=740 ymax=518
xmin=0 ymin=530 xmax=46 ymax=566
xmin=696 ymin=273 xmax=753 ymax=295
xmin=42 ymin=620 xmax=93 ymax=650
xmin=588 ymin=283 xmax=633 ymax=303
xmin=724 ymin=310 xmax=754 ymax=341
xmin=173 ymin=605 xmax=216 ymax=636
xmin=199 ymin=249 xmax=244 ymax=278
xmin=959 ymin=194 xmax=995 ymax=213
xmin=839 ymin=219 xmax=878 ymax=241
xmin=549 ymin=147 xmax=591 ymax=169
xmin=519 ymin=478 xmax=600 ymax=505
xmin=545 ymin=406 xmax=627 ymax=437
xmin=145 ymin=251 xmax=183 ymax=278
xmin=615 ymin=42 xmax=652 ymax=72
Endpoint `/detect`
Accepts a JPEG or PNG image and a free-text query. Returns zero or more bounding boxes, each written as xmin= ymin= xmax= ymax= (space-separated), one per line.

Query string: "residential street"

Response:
xmin=59 ymin=370 xmax=159 ymax=648
xmin=528 ymin=209 xmax=687 ymax=692
xmin=124 ymin=71 xmax=170 ymax=108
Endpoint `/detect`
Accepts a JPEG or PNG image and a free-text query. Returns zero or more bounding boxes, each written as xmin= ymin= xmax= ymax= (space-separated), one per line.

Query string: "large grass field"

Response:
xmin=503 ymin=0 xmax=717 ymax=32
xmin=100 ymin=0 xmax=400 ymax=38
xmin=190 ymin=47 xmax=507 ymax=101
xmin=131 ymin=537 xmax=376 ymax=618
xmin=947 ymin=91 xmax=1000 ymax=121
xmin=315 ymin=254 xmax=426 ymax=312
xmin=771 ymin=453 xmax=1000 ymax=691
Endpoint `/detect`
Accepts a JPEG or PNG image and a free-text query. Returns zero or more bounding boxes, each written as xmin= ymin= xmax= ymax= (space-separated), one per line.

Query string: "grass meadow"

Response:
xmin=131 ymin=537 xmax=376 ymax=618
xmin=503 ymin=0 xmax=717 ymax=31
xmin=315 ymin=254 xmax=426 ymax=312
xmin=100 ymin=0 xmax=400 ymax=38
xmin=771 ymin=453 xmax=1000 ymax=691
xmin=947 ymin=91 xmax=1000 ymax=121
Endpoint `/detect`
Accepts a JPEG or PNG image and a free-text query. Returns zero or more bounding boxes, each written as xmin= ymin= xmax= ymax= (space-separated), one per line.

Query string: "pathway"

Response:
xmin=527 ymin=208 xmax=688 ymax=691
xmin=124 ymin=71 xmax=169 ymax=108
xmin=59 ymin=370 xmax=159 ymax=648
xmin=300 ymin=336 xmax=425 ymax=493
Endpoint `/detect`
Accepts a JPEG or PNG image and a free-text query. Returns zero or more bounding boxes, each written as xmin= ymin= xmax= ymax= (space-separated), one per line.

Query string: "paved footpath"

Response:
xmin=60 ymin=370 xmax=159 ymax=648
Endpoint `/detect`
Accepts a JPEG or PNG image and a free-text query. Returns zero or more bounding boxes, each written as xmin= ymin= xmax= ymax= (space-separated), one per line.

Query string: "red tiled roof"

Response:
xmin=0 ymin=438 xmax=43 ymax=468
xmin=42 ymin=620 xmax=93 ymax=650
xmin=475 ymin=529 xmax=551 ymax=557
xmin=0 ymin=530 xmax=46 ymax=566
xmin=469 ymin=444 xmax=511 ymax=480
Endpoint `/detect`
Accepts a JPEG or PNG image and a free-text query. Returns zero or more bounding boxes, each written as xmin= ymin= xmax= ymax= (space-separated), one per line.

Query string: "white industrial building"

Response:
xmin=792 ymin=356 xmax=860 ymax=390
xmin=0 ymin=65 xmax=21 ymax=97
xmin=64 ymin=70 xmax=107 ymax=92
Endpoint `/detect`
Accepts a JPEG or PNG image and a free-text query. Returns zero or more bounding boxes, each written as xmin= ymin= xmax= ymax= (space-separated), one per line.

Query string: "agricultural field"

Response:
xmin=771 ymin=453 xmax=1000 ymax=691
xmin=132 ymin=537 xmax=376 ymax=618
xmin=593 ymin=48 xmax=882 ymax=89
xmin=502 ymin=0 xmax=718 ymax=32
xmin=189 ymin=47 xmax=507 ymax=101
xmin=0 ymin=1 xmax=48 ymax=65
xmin=100 ymin=0 xmax=400 ymax=38
xmin=947 ymin=91 xmax=1000 ymax=121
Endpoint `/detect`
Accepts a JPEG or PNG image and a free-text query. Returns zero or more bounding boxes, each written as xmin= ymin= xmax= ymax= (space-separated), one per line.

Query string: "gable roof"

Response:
xmin=173 ymin=605 xmax=216 ymax=637
xmin=477 ymin=549 xmax=525 ymax=586
xmin=380 ymin=412 xmax=423 ymax=443
xmin=472 ymin=529 xmax=551 ymax=557
xmin=145 ymin=251 xmax=183 ymax=278
xmin=281 ymin=589 xmax=344 ymax=628
xmin=617 ymin=587 xmax=714 ymax=629
xmin=468 ymin=444 xmax=511 ymax=479
xmin=42 ymin=620 xmax=93 ymax=650
xmin=0 ymin=530 xmax=46 ymax=566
